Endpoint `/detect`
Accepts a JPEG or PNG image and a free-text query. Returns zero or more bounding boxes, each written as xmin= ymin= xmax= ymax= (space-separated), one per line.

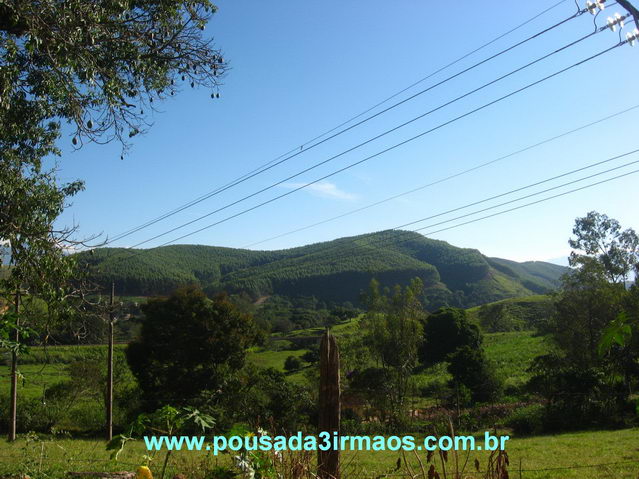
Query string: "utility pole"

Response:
xmin=8 ymin=290 xmax=20 ymax=441
xmin=318 ymin=329 xmax=340 ymax=479
xmin=617 ymin=0 xmax=639 ymax=29
xmin=106 ymin=281 xmax=114 ymax=442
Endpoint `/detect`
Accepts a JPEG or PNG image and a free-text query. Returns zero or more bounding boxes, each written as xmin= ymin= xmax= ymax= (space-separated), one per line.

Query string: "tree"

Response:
xmin=548 ymin=212 xmax=638 ymax=368
xmin=550 ymin=261 xmax=623 ymax=368
xmin=215 ymin=366 xmax=313 ymax=431
xmin=2 ymin=0 xmax=228 ymax=438
xmin=360 ymin=278 xmax=425 ymax=426
xmin=569 ymin=211 xmax=639 ymax=285
xmin=527 ymin=212 xmax=639 ymax=430
xmin=419 ymin=307 xmax=481 ymax=366
xmin=447 ymin=346 xmax=501 ymax=403
xmin=1 ymin=0 xmax=226 ymax=152
xmin=126 ymin=287 xmax=258 ymax=409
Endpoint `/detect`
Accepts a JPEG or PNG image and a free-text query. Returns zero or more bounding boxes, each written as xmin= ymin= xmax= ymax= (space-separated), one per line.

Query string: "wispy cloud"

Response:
xmin=282 ymin=181 xmax=357 ymax=200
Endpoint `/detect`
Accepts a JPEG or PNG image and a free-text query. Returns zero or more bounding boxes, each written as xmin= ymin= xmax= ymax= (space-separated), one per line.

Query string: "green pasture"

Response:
xmin=0 ymin=428 xmax=636 ymax=478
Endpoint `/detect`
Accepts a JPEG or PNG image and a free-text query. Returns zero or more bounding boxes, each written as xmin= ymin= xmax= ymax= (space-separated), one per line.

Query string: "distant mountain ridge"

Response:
xmin=79 ymin=230 xmax=569 ymax=308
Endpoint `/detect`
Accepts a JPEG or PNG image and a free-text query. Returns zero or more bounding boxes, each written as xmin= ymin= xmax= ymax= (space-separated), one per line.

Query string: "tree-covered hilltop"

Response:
xmin=78 ymin=230 xmax=568 ymax=308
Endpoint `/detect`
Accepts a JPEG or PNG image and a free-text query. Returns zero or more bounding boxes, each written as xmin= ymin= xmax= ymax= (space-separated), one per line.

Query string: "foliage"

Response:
xmin=526 ymin=212 xmax=639 ymax=432
xmin=213 ymin=366 xmax=314 ymax=432
xmin=527 ymin=354 xmax=631 ymax=431
xmin=359 ymin=278 xmax=425 ymax=426
xmin=419 ymin=307 xmax=481 ymax=366
xmin=505 ymin=403 xmax=545 ymax=435
xmin=126 ymin=286 xmax=258 ymax=409
xmin=447 ymin=346 xmax=502 ymax=403
xmin=77 ymin=231 xmax=568 ymax=308
xmin=471 ymin=295 xmax=555 ymax=333
xmin=0 ymin=0 xmax=226 ymax=151
xmin=283 ymin=355 xmax=302 ymax=372
xmin=568 ymin=211 xmax=639 ymax=284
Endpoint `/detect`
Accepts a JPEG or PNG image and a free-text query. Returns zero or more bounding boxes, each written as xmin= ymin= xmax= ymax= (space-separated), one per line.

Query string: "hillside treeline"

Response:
xmin=79 ymin=230 xmax=567 ymax=308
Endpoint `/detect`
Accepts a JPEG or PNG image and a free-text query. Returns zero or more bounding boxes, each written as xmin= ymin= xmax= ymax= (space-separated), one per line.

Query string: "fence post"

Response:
xmin=318 ymin=329 xmax=340 ymax=479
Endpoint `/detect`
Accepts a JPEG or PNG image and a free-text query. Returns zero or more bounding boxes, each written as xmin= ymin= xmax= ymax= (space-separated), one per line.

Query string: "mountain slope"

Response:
xmin=79 ymin=230 xmax=568 ymax=308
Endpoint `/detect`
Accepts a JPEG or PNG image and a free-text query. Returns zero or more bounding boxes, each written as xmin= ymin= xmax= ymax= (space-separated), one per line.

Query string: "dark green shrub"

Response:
xmin=505 ymin=404 xmax=545 ymax=435
xmin=420 ymin=308 xmax=481 ymax=366
xmin=284 ymin=355 xmax=302 ymax=372
xmin=448 ymin=346 xmax=502 ymax=403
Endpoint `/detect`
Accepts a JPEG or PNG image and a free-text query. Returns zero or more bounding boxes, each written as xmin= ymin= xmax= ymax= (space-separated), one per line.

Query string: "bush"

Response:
xmin=505 ymin=404 xmax=545 ymax=435
xmin=0 ymin=396 xmax=63 ymax=433
xmin=448 ymin=346 xmax=502 ymax=403
xmin=284 ymin=355 xmax=302 ymax=372
xmin=420 ymin=308 xmax=481 ymax=366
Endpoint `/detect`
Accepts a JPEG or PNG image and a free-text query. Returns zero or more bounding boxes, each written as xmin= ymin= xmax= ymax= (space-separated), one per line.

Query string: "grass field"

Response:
xmin=0 ymin=428 xmax=637 ymax=478
xmin=1 ymin=345 xmax=128 ymax=401
xmin=484 ymin=331 xmax=552 ymax=388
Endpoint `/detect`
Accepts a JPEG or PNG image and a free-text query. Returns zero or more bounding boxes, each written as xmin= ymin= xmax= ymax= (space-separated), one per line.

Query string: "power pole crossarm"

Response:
xmin=617 ymin=0 xmax=639 ymax=29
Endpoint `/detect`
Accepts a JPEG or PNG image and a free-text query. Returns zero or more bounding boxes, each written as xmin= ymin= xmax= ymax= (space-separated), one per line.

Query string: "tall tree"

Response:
xmin=528 ymin=212 xmax=639 ymax=430
xmin=360 ymin=278 xmax=425 ymax=425
xmin=568 ymin=211 xmax=639 ymax=285
xmin=1 ymin=0 xmax=227 ymax=437
xmin=551 ymin=211 xmax=638 ymax=368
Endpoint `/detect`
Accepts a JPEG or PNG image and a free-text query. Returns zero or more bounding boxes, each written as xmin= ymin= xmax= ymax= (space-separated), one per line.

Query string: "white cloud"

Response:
xmin=282 ymin=181 xmax=357 ymax=200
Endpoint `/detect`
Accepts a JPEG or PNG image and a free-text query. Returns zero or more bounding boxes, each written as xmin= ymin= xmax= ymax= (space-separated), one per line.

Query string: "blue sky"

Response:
xmin=56 ymin=0 xmax=639 ymax=263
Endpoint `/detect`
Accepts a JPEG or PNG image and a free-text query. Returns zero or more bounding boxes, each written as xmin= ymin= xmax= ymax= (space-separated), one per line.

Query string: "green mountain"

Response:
xmin=79 ymin=230 xmax=568 ymax=308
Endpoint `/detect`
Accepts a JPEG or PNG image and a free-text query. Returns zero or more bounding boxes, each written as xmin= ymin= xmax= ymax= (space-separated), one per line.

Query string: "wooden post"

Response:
xmin=318 ymin=329 xmax=340 ymax=479
xmin=106 ymin=282 xmax=114 ymax=441
xmin=8 ymin=291 xmax=20 ymax=441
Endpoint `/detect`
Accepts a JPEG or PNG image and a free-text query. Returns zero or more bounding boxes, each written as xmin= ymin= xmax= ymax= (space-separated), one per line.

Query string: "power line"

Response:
xmin=105 ymin=0 xmax=581 ymax=245
xmin=220 ymin=148 xmax=639 ymax=281
xmin=399 ymin=151 xmax=639 ymax=231
xmin=143 ymin=40 xmax=626 ymax=250
xmin=243 ymin=103 xmax=639 ymax=248
xmin=417 ymin=166 xmax=639 ymax=237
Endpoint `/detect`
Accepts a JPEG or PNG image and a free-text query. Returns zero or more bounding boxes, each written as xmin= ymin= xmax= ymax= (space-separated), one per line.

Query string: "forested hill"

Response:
xmin=78 ymin=230 xmax=568 ymax=308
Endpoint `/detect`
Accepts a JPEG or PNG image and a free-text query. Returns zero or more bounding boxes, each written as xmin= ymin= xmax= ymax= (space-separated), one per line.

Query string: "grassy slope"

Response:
xmin=484 ymin=331 xmax=552 ymax=388
xmin=0 ymin=345 xmax=127 ymax=400
xmin=466 ymin=294 xmax=552 ymax=314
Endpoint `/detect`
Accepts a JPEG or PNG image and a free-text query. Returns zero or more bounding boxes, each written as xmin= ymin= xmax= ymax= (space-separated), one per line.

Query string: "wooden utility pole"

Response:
xmin=318 ymin=329 xmax=340 ymax=479
xmin=106 ymin=282 xmax=114 ymax=441
xmin=617 ymin=0 xmax=639 ymax=29
xmin=8 ymin=291 xmax=20 ymax=441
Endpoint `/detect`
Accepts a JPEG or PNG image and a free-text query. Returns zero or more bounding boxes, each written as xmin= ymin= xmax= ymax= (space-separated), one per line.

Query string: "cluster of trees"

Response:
xmin=526 ymin=212 xmax=639 ymax=431
xmin=342 ymin=279 xmax=502 ymax=430
xmin=125 ymin=287 xmax=313 ymax=431
xmin=78 ymin=231 xmax=566 ymax=308
xmin=252 ymin=295 xmax=359 ymax=333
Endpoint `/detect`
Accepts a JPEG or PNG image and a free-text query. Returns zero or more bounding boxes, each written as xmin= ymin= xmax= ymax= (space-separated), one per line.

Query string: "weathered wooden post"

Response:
xmin=318 ymin=329 xmax=340 ymax=479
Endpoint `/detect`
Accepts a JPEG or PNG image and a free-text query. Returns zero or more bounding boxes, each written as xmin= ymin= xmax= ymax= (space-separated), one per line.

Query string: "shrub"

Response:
xmin=284 ymin=355 xmax=302 ymax=372
xmin=505 ymin=404 xmax=545 ymax=435
xmin=448 ymin=346 xmax=502 ymax=403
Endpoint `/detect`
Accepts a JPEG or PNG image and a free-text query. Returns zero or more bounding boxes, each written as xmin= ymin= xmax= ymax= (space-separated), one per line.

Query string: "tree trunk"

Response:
xmin=8 ymin=291 xmax=20 ymax=441
xmin=318 ymin=329 xmax=340 ymax=479
xmin=106 ymin=282 xmax=114 ymax=441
